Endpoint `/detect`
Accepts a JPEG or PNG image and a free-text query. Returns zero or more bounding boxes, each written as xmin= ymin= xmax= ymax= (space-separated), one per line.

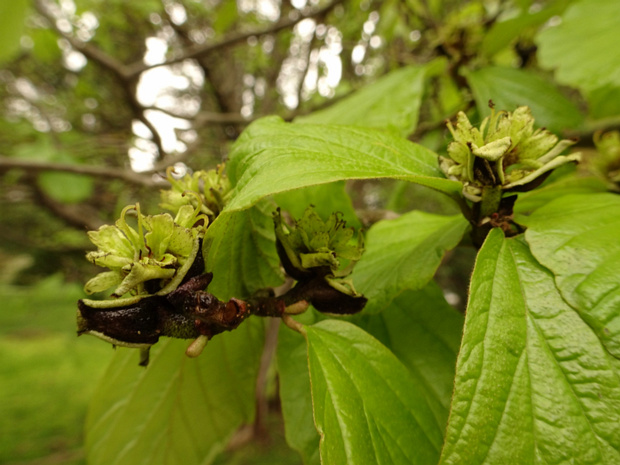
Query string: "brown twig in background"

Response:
xmin=125 ymin=0 xmax=345 ymax=78
xmin=0 ymin=156 xmax=158 ymax=187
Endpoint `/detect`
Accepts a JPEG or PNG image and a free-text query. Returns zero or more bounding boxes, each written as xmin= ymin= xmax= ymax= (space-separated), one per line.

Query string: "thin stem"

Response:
xmin=282 ymin=314 xmax=306 ymax=335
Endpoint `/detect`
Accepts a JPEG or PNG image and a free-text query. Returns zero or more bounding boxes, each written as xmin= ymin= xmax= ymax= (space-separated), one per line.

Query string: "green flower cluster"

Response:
xmin=160 ymin=165 xmax=230 ymax=220
xmin=274 ymin=207 xmax=364 ymax=297
xmin=440 ymin=106 xmax=580 ymax=202
xmin=84 ymin=203 xmax=207 ymax=297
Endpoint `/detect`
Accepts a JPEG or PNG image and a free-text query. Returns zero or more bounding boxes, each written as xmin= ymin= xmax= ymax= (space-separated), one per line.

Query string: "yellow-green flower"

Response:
xmin=274 ymin=207 xmax=364 ymax=298
xmin=440 ymin=106 xmax=580 ymax=201
xmin=84 ymin=203 xmax=207 ymax=297
xmin=160 ymin=165 xmax=231 ymax=220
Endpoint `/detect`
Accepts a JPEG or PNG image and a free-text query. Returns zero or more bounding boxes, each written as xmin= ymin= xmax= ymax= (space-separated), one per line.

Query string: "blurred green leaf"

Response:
xmin=466 ymin=66 xmax=584 ymax=131
xmin=587 ymin=85 xmax=620 ymax=120
xmin=306 ymin=319 xmax=444 ymax=464
xmin=30 ymin=28 xmax=62 ymax=63
xmin=296 ymin=65 xmax=427 ymax=137
xmin=481 ymin=2 xmax=568 ymax=57
xmin=225 ymin=117 xmax=461 ymax=212
xmin=441 ymin=230 xmax=620 ymax=464
xmin=86 ymin=319 xmax=265 ymax=465
xmin=212 ymin=1 xmax=238 ymax=34
xmin=352 ymin=211 xmax=469 ymax=313
xmin=13 ymin=138 xmax=95 ymax=203
xmin=522 ymin=193 xmax=620 ymax=358
xmin=0 ymin=0 xmax=30 ymax=64
xmin=38 ymin=171 xmax=95 ymax=204
xmin=536 ymin=0 xmax=620 ymax=92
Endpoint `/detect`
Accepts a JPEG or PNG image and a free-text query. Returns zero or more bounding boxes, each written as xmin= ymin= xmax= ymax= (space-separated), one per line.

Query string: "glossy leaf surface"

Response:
xmin=353 ymin=283 xmax=463 ymax=424
xmin=306 ymin=320 xmax=444 ymax=465
xmin=441 ymin=229 xmax=620 ymax=464
xmin=225 ymin=117 xmax=461 ymax=212
xmin=85 ymin=319 xmax=265 ymax=465
xmin=296 ymin=65 xmax=426 ymax=137
xmin=351 ymin=211 xmax=469 ymax=313
xmin=522 ymin=193 xmax=620 ymax=357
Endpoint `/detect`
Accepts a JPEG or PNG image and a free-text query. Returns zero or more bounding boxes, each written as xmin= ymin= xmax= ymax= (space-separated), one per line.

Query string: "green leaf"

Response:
xmin=0 ymin=0 xmax=30 ymax=64
xmin=85 ymin=319 xmax=265 ymax=465
xmin=306 ymin=320 xmax=444 ymax=465
xmin=273 ymin=182 xmax=361 ymax=229
xmin=466 ymin=66 xmax=584 ymax=132
xmin=225 ymin=117 xmax=461 ymax=212
xmin=353 ymin=283 xmax=464 ymax=424
xmin=277 ymin=311 xmax=324 ymax=465
xmin=38 ymin=171 xmax=95 ymax=204
xmin=296 ymin=65 xmax=427 ymax=137
xmin=202 ymin=200 xmax=283 ymax=300
xmin=536 ymin=0 xmax=620 ymax=92
xmin=440 ymin=229 xmax=620 ymax=464
xmin=480 ymin=2 xmax=568 ymax=57
xmin=587 ymin=85 xmax=620 ymax=119
xmin=14 ymin=137 xmax=94 ymax=203
xmin=351 ymin=211 xmax=469 ymax=313
xmin=521 ymin=193 xmax=620 ymax=358
xmin=514 ymin=175 xmax=608 ymax=215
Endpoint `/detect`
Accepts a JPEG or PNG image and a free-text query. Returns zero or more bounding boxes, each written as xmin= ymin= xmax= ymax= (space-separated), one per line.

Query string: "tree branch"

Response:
xmin=0 ymin=156 xmax=159 ymax=187
xmin=34 ymin=0 xmax=131 ymax=80
xmin=125 ymin=0 xmax=345 ymax=78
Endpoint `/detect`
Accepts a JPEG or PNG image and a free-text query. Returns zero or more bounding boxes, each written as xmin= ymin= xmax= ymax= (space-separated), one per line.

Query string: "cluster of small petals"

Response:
xmin=440 ymin=106 xmax=580 ymax=201
xmin=84 ymin=203 xmax=206 ymax=297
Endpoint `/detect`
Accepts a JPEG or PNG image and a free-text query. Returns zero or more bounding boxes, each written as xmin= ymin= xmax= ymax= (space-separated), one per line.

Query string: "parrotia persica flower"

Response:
xmin=160 ymin=165 xmax=231 ymax=220
xmin=274 ymin=207 xmax=364 ymax=301
xmin=84 ymin=203 xmax=207 ymax=297
xmin=439 ymin=106 xmax=580 ymax=201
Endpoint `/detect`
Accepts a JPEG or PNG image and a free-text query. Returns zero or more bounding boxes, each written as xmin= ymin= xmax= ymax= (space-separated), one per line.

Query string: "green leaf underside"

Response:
xmin=225 ymin=117 xmax=461 ymax=213
xmin=353 ymin=284 xmax=464 ymax=426
xmin=85 ymin=319 xmax=264 ymax=465
xmin=306 ymin=320 xmax=444 ymax=465
xmin=277 ymin=311 xmax=324 ymax=465
xmin=440 ymin=229 xmax=620 ymax=465
xmin=466 ymin=66 xmax=583 ymax=131
xmin=521 ymin=193 xmax=620 ymax=358
xmin=536 ymin=0 xmax=620 ymax=92
xmin=296 ymin=65 xmax=426 ymax=137
xmin=203 ymin=199 xmax=283 ymax=300
xmin=352 ymin=211 xmax=469 ymax=313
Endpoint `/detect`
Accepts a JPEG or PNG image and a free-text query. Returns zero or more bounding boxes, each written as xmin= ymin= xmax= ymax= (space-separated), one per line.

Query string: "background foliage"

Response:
xmin=2 ymin=0 xmax=620 ymax=464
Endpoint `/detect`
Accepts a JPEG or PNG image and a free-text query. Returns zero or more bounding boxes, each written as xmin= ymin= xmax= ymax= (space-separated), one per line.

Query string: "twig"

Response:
xmin=0 ymin=156 xmax=158 ymax=187
xmin=124 ymin=0 xmax=345 ymax=78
